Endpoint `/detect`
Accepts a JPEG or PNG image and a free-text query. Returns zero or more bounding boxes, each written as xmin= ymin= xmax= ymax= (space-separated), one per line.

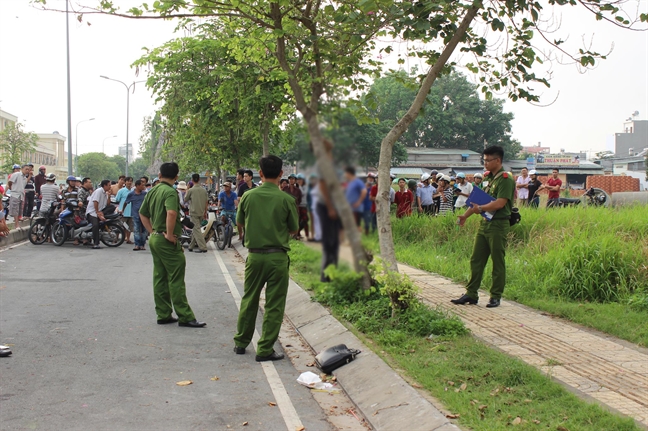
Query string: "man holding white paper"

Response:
xmin=452 ymin=146 xmax=515 ymax=308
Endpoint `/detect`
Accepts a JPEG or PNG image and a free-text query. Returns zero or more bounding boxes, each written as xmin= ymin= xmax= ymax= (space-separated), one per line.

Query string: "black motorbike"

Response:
xmin=553 ymin=187 xmax=609 ymax=208
xmin=51 ymin=199 xmax=125 ymax=247
xmin=28 ymin=201 xmax=58 ymax=245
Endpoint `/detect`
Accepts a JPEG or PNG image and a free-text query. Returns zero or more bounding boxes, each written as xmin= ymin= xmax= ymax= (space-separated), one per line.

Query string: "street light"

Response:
xmin=75 ymin=117 xmax=95 ymax=175
xmin=102 ymin=135 xmax=118 ymax=153
xmin=99 ymin=75 xmax=145 ymax=176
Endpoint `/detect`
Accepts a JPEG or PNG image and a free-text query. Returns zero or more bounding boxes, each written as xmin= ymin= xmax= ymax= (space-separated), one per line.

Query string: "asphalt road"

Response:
xmin=0 ymin=240 xmax=341 ymax=431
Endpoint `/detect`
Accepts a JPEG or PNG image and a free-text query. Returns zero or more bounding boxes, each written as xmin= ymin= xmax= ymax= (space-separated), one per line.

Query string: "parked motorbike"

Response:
xmin=51 ymin=199 xmax=125 ymax=247
xmin=28 ymin=201 xmax=58 ymax=245
xmin=178 ymin=206 xmax=232 ymax=250
xmin=554 ymin=187 xmax=610 ymax=208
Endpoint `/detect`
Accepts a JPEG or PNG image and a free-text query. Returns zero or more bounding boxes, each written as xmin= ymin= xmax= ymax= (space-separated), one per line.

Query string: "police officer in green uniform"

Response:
xmin=233 ymin=155 xmax=299 ymax=361
xmin=452 ymin=146 xmax=515 ymax=308
xmin=139 ymin=162 xmax=206 ymax=328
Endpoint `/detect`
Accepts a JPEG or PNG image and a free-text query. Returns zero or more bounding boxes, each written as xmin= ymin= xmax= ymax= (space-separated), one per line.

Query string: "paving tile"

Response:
xmin=399 ymin=262 xmax=648 ymax=427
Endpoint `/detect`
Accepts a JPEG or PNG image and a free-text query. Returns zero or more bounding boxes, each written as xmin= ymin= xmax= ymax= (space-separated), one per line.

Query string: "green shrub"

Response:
xmin=627 ymin=291 xmax=648 ymax=312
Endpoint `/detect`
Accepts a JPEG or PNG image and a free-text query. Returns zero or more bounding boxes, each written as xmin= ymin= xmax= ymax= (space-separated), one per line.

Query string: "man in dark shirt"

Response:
xmin=236 ymin=170 xmax=256 ymax=240
xmin=234 ymin=155 xmax=299 ymax=361
xmin=34 ymin=166 xmax=47 ymax=197
xmin=124 ymin=179 xmax=148 ymax=250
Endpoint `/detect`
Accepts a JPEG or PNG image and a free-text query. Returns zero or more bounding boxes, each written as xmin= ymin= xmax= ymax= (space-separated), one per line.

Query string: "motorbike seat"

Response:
xmin=105 ymin=213 xmax=120 ymax=220
xmin=559 ymin=198 xmax=581 ymax=204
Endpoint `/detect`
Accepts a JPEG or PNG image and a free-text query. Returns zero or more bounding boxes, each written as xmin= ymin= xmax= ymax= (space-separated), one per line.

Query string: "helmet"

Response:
xmin=75 ymin=177 xmax=82 ymax=182
xmin=420 ymin=173 xmax=431 ymax=182
xmin=474 ymin=173 xmax=483 ymax=179
xmin=66 ymin=175 xmax=76 ymax=183
xmin=12 ymin=164 xmax=20 ymax=169
xmin=430 ymin=170 xmax=438 ymax=176
xmin=367 ymin=172 xmax=378 ymax=179
xmin=456 ymin=172 xmax=466 ymax=179
xmin=296 ymin=173 xmax=305 ymax=179
xmin=436 ymin=172 xmax=444 ymax=180
xmin=529 ymin=169 xmax=537 ymax=175
xmin=441 ymin=175 xmax=451 ymax=182
xmin=390 ymin=173 xmax=396 ymax=179
xmin=39 ymin=165 xmax=46 ymax=170
xmin=46 ymin=173 xmax=56 ymax=181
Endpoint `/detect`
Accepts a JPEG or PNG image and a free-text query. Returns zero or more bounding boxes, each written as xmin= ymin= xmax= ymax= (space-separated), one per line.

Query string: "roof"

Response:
xmin=406 ymin=148 xmax=481 ymax=156
xmin=504 ymin=160 xmax=605 ymax=172
xmin=390 ymin=167 xmax=429 ymax=176
xmin=398 ymin=162 xmax=484 ymax=169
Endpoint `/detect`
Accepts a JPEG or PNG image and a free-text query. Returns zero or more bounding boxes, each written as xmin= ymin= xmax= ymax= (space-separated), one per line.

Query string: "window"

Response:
xmin=461 ymin=154 xmax=469 ymax=162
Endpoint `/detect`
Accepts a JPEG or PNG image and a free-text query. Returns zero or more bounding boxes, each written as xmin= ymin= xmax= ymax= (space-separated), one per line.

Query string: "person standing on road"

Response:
xmin=543 ymin=168 xmax=562 ymax=208
xmin=111 ymin=176 xmax=125 ymax=198
xmin=218 ymin=181 xmax=238 ymax=226
xmin=5 ymin=164 xmax=30 ymax=223
xmin=86 ymin=180 xmax=111 ymax=249
xmin=39 ymin=174 xmax=59 ymax=217
xmin=124 ymin=179 xmax=148 ymax=251
xmin=236 ymin=170 xmax=256 ymax=241
xmin=452 ymin=146 xmax=515 ymax=308
xmin=115 ymin=177 xmax=134 ymax=245
xmin=22 ymin=164 xmax=36 ymax=218
xmin=344 ymin=167 xmax=366 ymax=231
xmin=184 ymin=173 xmax=209 ymax=253
xmin=234 ymin=155 xmax=299 ymax=361
xmin=139 ymin=163 xmax=206 ymax=328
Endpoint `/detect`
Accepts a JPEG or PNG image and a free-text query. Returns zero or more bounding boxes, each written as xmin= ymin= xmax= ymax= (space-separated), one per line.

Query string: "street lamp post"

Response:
xmin=75 ymin=117 xmax=95 ymax=175
xmin=102 ymin=135 xmax=118 ymax=153
xmin=99 ymin=76 xmax=145 ymax=176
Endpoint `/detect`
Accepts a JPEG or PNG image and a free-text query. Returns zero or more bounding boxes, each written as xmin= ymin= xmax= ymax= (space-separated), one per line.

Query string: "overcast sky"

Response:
xmin=0 ymin=0 xmax=646 ymax=160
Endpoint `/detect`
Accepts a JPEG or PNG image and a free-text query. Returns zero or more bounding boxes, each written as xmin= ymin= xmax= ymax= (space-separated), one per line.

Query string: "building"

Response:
xmin=118 ymin=145 xmax=134 ymax=161
xmin=614 ymin=119 xmax=648 ymax=157
xmin=504 ymin=158 xmax=604 ymax=189
xmin=610 ymin=149 xmax=648 ymax=190
xmin=33 ymin=132 xmax=70 ymax=179
xmin=391 ymin=148 xmax=484 ymax=179
xmin=521 ymin=143 xmax=550 ymax=155
xmin=1 ymin=109 xmax=17 ymax=132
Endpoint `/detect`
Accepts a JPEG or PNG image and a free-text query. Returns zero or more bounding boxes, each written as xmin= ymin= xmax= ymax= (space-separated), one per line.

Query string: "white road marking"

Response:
xmin=0 ymin=239 xmax=30 ymax=253
xmin=212 ymin=248 xmax=304 ymax=431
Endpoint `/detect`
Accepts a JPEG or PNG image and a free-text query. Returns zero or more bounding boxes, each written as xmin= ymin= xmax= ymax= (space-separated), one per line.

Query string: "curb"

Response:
xmin=233 ymin=241 xmax=460 ymax=431
xmin=0 ymin=220 xmax=30 ymax=248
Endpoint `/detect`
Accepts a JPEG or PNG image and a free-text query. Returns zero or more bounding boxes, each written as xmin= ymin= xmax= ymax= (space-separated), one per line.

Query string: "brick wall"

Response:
xmin=586 ymin=176 xmax=640 ymax=195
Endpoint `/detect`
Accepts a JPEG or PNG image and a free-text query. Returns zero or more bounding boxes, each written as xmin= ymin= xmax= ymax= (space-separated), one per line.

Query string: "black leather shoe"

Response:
xmin=157 ymin=317 xmax=178 ymax=325
xmin=178 ymin=320 xmax=207 ymax=328
xmin=486 ymin=298 xmax=501 ymax=308
xmin=255 ymin=351 xmax=284 ymax=362
xmin=450 ymin=294 xmax=478 ymax=305
xmin=194 ymin=249 xmax=208 ymax=253
xmin=233 ymin=346 xmax=246 ymax=355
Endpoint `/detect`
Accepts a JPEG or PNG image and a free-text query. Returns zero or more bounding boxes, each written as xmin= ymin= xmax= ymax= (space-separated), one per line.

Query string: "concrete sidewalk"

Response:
xmin=233 ymin=241 xmax=461 ymax=431
xmin=311 ymin=241 xmax=648 ymax=427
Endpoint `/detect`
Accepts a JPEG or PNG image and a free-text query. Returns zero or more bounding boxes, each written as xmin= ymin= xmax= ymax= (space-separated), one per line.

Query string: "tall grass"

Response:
xmin=364 ymin=205 xmax=648 ymax=346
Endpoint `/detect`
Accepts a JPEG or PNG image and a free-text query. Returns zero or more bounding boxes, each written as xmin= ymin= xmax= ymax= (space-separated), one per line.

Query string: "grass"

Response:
xmin=363 ymin=205 xmax=648 ymax=346
xmin=288 ymin=241 xmax=641 ymax=431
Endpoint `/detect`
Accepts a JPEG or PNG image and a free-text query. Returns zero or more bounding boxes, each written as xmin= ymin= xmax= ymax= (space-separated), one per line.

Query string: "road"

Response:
xmin=0 ymin=240 xmax=363 ymax=431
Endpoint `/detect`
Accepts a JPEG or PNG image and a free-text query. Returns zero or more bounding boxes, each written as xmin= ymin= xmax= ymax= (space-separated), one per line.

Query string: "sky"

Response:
xmin=0 ymin=0 xmax=646 ymax=161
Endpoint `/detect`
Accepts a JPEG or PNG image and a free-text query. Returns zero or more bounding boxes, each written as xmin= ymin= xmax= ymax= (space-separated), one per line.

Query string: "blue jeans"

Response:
xmin=132 ymin=216 xmax=147 ymax=247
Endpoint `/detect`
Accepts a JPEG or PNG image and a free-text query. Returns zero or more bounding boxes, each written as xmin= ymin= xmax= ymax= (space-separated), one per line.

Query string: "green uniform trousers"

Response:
xmin=189 ymin=214 xmax=208 ymax=251
xmin=234 ymin=252 xmax=290 ymax=357
xmin=149 ymin=234 xmax=196 ymax=323
xmin=465 ymin=219 xmax=510 ymax=300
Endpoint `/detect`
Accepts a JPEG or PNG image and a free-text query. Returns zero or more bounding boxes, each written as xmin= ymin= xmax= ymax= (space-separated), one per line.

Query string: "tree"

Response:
xmin=366 ymin=71 xmax=521 ymax=155
xmin=0 ymin=122 xmax=38 ymax=174
xmin=108 ymin=155 xmax=127 ymax=175
xmin=76 ymin=153 xmax=120 ymax=184
xmin=35 ymin=0 xmax=646 ymax=282
xmin=128 ymin=158 xmax=150 ymax=181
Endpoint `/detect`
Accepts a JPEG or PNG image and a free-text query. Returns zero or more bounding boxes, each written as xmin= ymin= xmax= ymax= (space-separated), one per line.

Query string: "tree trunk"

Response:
xmin=262 ymin=104 xmax=270 ymax=157
xmin=304 ymin=115 xmax=371 ymax=289
xmin=375 ymin=5 xmax=480 ymax=272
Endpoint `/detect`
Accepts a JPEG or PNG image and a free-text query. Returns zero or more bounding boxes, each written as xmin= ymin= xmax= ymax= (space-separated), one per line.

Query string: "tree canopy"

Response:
xmin=0 ymin=122 xmax=38 ymax=174
xmin=367 ymin=70 xmax=521 ymax=156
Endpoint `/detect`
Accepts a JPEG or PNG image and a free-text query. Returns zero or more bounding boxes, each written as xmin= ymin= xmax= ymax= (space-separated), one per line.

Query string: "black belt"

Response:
xmin=248 ymin=248 xmax=285 ymax=254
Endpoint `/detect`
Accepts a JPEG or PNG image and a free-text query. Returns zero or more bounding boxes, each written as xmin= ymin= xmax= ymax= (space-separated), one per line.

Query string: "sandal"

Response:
xmin=133 ymin=247 xmax=141 ymax=251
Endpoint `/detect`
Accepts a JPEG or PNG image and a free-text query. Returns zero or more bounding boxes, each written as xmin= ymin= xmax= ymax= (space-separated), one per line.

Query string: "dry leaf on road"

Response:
xmin=296 ymin=427 xmax=305 ymax=431
xmin=445 ymin=414 xmax=460 ymax=419
xmin=411 ymin=383 xmax=423 ymax=389
xmin=242 ymin=422 xmax=249 ymax=426
xmin=268 ymin=402 xmax=277 ymax=407
xmin=512 ymin=417 xmax=522 ymax=425
xmin=459 ymin=383 xmax=467 ymax=391
xmin=210 ymin=376 xmax=220 ymax=381
xmin=176 ymin=380 xmax=193 ymax=386
xmin=478 ymin=405 xmax=488 ymax=411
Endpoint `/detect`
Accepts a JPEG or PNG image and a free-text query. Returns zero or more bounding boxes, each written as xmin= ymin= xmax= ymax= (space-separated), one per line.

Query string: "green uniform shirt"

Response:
xmin=139 ymin=181 xmax=182 ymax=236
xmin=237 ymin=182 xmax=299 ymax=251
xmin=184 ymin=186 xmax=209 ymax=217
xmin=484 ymin=167 xmax=515 ymax=218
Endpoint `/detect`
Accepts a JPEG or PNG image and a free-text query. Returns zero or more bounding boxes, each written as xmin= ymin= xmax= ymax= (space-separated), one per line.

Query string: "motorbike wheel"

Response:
xmin=100 ymin=224 xmax=126 ymax=247
xmin=216 ymin=225 xmax=227 ymax=250
xmin=51 ymin=223 xmax=67 ymax=246
xmin=28 ymin=219 xmax=49 ymax=245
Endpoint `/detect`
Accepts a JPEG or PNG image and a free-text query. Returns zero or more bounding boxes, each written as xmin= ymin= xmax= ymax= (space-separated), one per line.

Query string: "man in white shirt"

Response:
xmin=4 ymin=164 xmax=30 ymax=222
xmin=516 ymin=167 xmax=530 ymax=207
xmin=454 ymin=172 xmax=473 ymax=210
xmin=86 ymin=180 xmax=111 ymax=249
xmin=39 ymin=174 xmax=60 ymax=217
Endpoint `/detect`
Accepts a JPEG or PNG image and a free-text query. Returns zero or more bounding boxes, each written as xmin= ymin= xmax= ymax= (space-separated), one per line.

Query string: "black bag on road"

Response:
xmin=315 ymin=344 xmax=361 ymax=374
